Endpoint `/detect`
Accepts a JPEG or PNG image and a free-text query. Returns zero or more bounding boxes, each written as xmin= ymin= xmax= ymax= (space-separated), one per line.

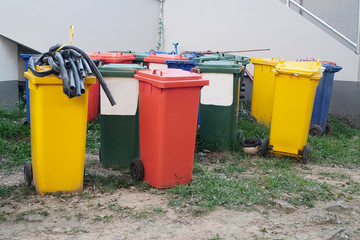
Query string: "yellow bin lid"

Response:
xmin=25 ymin=65 xmax=96 ymax=85
xmin=250 ymin=58 xmax=282 ymax=67
xmin=274 ymin=60 xmax=323 ymax=79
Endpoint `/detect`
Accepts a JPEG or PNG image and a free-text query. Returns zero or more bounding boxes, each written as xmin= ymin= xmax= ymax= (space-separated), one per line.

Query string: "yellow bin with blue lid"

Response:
xmin=24 ymin=66 xmax=96 ymax=195
xmin=265 ymin=60 xmax=323 ymax=162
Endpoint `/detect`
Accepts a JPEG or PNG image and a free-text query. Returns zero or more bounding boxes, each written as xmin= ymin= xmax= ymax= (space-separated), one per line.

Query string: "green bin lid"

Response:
xmin=107 ymin=51 xmax=150 ymax=61
xmin=195 ymin=60 xmax=244 ymax=73
xmin=193 ymin=52 xmax=249 ymax=65
xmin=99 ymin=64 xmax=147 ymax=77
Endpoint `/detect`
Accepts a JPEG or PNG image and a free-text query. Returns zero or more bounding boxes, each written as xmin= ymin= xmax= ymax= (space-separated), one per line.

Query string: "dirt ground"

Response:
xmin=0 ymin=155 xmax=359 ymax=240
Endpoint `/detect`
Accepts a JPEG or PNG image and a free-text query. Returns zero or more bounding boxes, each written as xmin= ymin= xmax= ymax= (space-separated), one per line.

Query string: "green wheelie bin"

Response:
xmin=195 ymin=61 xmax=245 ymax=149
xmin=99 ymin=63 xmax=147 ymax=169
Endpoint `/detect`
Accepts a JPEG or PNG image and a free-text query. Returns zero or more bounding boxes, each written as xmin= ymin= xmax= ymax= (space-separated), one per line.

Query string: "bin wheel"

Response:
xmin=24 ymin=161 xmax=33 ymax=186
xmin=309 ymin=125 xmax=323 ymax=137
xmin=260 ymin=138 xmax=269 ymax=156
xmin=301 ymin=145 xmax=310 ymax=164
xmin=130 ymin=158 xmax=144 ymax=181
xmin=325 ymin=122 xmax=333 ymax=135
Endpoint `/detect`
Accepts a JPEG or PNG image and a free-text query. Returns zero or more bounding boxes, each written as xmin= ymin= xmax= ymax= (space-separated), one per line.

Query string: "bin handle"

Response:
xmin=190 ymin=68 xmax=200 ymax=74
xmin=152 ymin=69 xmax=163 ymax=76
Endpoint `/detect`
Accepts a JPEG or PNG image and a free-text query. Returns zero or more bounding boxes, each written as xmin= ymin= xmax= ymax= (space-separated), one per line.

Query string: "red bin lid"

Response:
xmin=101 ymin=52 xmax=136 ymax=64
xmin=86 ymin=51 xmax=103 ymax=61
xmin=144 ymin=52 xmax=189 ymax=63
xmin=134 ymin=68 xmax=209 ymax=88
xmin=297 ymin=58 xmax=337 ymax=65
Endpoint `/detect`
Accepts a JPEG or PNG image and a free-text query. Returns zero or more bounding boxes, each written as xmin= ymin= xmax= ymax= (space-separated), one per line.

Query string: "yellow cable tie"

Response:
xmin=55 ymin=25 xmax=74 ymax=52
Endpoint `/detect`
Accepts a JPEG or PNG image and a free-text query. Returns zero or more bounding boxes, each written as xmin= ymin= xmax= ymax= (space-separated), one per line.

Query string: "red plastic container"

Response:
xmin=134 ymin=69 xmax=208 ymax=188
xmin=101 ymin=52 xmax=135 ymax=64
xmin=86 ymin=52 xmax=102 ymax=122
xmin=144 ymin=52 xmax=189 ymax=63
xmin=144 ymin=52 xmax=189 ymax=70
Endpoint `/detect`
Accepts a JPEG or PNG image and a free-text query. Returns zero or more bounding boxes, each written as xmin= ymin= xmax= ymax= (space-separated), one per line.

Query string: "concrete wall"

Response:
xmin=162 ymin=0 xmax=360 ymax=127
xmin=0 ymin=0 xmax=160 ymax=53
xmin=0 ymin=0 xmax=160 ymax=108
xmin=0 ymin=36 xmax=19 ymax=107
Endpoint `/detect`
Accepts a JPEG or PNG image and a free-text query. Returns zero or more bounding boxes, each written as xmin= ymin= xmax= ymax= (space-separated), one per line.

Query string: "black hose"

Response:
xmin=28 ymin=44 xmax=115 ymax=105
xmin=60 ymin=45 xmax=116 ymax=106
xmin=81 ymin=58 xmax=92 ymax=75
xmin=28 ymin=57 xmax=55 ymax=77
xmin=54 ymin=52 xmax=71 ymax=97
xmin=69 ymin=58 xmax=82 ymax=96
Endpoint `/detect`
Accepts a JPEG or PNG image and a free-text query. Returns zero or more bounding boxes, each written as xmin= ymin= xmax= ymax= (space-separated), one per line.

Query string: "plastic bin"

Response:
xmin=134 ymin=69 xmax=209 ymax=188
xmin=297 ymin=59 xmax=342 ymax=136
xmin=98 ymin=64 xmax=147 ymax=169
xmin=264 ymin=60 xmax=323 ymax=162
xmin=250 ymin=58 xmax=281 ymax=126
xmin=101 ymin=52 xmax=136 ymax=64
xmin=144 ymin=52 xmax=189 ymax=70
xmin=182 ymin=52 xmax=204 ymax=60
xmin=20 ymin=54 xmax=39 ymax=125
xmin=24 ymin=67 xmax=96 ymax=195
xmin=109 ymin=51 xmax=150 ymax=65
xmin=309 ymin=63 xmax=342 ymax=136
xmin=86 ymin=52 xmax=103 ymax=122
xmin=195 ymin=61 xmax=244 ymax=149
xmin=165 ymin=60 xmax=199 ymax=71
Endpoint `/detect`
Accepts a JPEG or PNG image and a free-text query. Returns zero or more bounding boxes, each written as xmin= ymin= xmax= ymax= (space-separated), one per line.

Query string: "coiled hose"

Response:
xmin=28 ymin=44 xmax=116 ymax=106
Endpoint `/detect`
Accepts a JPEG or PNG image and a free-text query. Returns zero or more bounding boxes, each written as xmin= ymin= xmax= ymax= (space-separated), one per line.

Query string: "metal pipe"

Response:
xmin=287 ymin=0 xmax=357 ymax=49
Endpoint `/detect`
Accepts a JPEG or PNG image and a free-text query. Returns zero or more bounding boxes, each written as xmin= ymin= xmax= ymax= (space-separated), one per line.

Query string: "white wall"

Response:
xmin=0 ymin=0 xmax=160 ymax=53
xmin=162 ymin=0 xmax=359 ymax=82
xmin=0 ymin=36 xmax=18 ymax=82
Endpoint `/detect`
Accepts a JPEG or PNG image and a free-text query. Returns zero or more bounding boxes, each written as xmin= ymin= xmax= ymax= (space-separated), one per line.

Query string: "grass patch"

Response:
xmin=308 ymin=116 xmax=360 ymax=167
xmin=86 ymin=119 xmax=100 ymax=154
xmin=0 ymin=106 xmax=31 ymax=171
xmin=84 ymin=171 xmax=150 ymax=193
xmin=167 ymin=163 xmax=336 ymax=214
xmin=317 ymin=171 xmax=348 ymax=180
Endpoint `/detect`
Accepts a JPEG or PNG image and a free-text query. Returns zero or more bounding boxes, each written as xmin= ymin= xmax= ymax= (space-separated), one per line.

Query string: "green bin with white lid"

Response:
xmin=195 ymin=61 xmax=245 ymax=149
xmin=99 ymin=63 xmax=147 ymax=168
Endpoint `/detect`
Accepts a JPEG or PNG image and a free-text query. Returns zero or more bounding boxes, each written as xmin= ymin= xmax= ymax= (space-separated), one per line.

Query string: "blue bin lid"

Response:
xmin=322 ymin=63 xmax=342 ymax=73
xmin=165 ymin=60 xmax=199 ymax=66
xmin=20 ymin=54 xmax=39 ymax=61
xmin=182 ymin=52 xmax=204 ymax=60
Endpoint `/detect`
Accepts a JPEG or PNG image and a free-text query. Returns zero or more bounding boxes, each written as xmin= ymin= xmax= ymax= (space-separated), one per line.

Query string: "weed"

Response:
xmin=308 ymin=116 xmax=360 ymax=167
xmin=86 ymin=119 xmax=100 ymax=154
xmin=317 ymin=171 xmax=348 ymax=180
xmin=0 ymin=107 xmax=30 ymax=171
xmin=209 ymin=234 xmax=222 ymax=240
xmin=92 ymin=214 xmax=113 ymax=223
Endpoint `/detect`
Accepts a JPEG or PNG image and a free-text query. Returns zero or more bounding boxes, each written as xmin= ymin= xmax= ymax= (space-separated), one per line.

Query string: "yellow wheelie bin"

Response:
xmin=261 ymin=60 xmax=323 ymax=163
xmin=250 ymin=58 xmax=281 ymax=126
xmin=24 ymin=66 xmax=96 ymax=195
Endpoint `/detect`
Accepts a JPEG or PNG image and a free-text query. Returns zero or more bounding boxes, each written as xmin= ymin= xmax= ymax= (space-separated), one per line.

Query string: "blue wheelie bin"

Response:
xmin=20 ymin=54 xmax=39 ymax=126
xmin=309 ymin=63 xmax=342 ymax=136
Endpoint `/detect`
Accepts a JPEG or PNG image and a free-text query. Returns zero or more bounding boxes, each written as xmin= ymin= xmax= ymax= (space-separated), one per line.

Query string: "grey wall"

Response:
xmin=162 ymin=0 xmax=360 ymax=127
xmin=0 ymin=0 xmax=160 ymax=53
xmin=0 ymin=36 xmax=18 ymax=107
xmin=330 ymin=81 xmax=360 ymax=128
xmin=0 ymin=0 xmax=160 ymax=108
